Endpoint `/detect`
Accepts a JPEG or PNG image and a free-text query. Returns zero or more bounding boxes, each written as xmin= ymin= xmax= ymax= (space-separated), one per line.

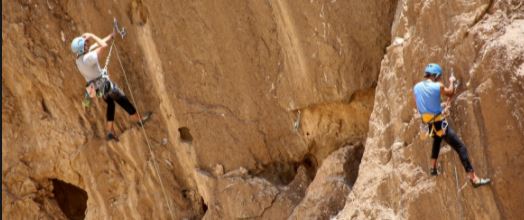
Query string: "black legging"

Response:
xmin=103 ymin=88 xmax=137 ymax=122
xmin=431 ymin=122 xmax=474 ymax=172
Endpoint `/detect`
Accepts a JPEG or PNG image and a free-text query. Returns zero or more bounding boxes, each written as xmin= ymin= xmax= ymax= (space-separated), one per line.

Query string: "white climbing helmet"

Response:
xmin=71 ymin=37 xmax=86 ymax=55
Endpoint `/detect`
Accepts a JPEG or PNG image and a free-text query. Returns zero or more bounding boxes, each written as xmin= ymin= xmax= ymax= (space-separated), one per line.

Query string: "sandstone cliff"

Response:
xmin=2 ymin=0 xmax=523 ymax=219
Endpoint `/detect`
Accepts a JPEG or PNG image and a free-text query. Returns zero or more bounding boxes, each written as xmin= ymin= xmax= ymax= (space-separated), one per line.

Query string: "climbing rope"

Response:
xmin=102 ymin=40 xmax=115 ymax=73
xmin=112 ymin=38 xmax=176 ymax=220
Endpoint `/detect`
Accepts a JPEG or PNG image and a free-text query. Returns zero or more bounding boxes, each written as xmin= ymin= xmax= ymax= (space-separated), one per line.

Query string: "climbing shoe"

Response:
xmin=471 ymin=178 xmax=491 ymax=188
xmin=107 ymin=132 xmax=119 ymax=142
xmin=136 ymin=111 xmax=152 ymax=127
xmin=429 ymin=167 xmax=440 ymax=176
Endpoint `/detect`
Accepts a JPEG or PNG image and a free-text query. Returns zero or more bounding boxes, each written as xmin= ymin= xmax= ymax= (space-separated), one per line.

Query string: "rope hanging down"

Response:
xmin=108 ymin=19 xmax=176 ymax=220
xmin=115 ymin=45 xmax=176 ymax=220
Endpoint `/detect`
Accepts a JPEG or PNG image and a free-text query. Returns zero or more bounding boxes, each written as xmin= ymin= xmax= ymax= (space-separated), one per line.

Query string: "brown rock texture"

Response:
xmin=335 ymin=0 xmax=524 ymax=220
xmin=289 ymin=144 xmax=364 ymax=220
xmin=2 ymin=0 xmax=523 ymax=219
xmin=3 ymin=0 xmax=393 ymax=219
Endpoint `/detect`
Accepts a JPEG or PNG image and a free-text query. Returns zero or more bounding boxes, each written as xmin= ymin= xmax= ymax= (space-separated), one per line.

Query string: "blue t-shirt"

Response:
xmin=413 ymin=80 xmax=442 ymax=114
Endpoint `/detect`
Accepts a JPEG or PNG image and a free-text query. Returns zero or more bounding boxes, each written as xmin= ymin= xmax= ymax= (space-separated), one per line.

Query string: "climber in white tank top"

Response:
xmin=75 ymin=47 xmax=103 ymax=82
xmin=71 ymin=32 xmax=151 ymax=141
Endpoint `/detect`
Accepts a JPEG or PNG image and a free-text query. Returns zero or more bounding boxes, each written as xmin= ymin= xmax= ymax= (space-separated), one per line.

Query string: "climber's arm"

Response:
xmin=83 ymin=32 xmax=114 ymax=56
xmin=441 ymin=75 xmax=456 ymax=97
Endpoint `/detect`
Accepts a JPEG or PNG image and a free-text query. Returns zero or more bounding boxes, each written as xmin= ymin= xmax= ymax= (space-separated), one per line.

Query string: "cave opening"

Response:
xmin=301 ymin=153 xmax=318 ymax=180
xmin=51 ymin=179 xmax=88 ymax=220
xmin=178 ymin=127 xmax=193 ymax=143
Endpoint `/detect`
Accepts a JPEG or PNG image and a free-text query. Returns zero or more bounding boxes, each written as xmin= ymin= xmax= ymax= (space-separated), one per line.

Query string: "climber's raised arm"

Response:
xmin=82 ymin=32 xmax=114 ymax=56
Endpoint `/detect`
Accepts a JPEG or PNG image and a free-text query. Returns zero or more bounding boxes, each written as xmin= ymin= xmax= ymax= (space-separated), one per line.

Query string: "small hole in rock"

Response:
xmin=41 ymin=99 xmax=51 ymax=115
xmin=202 ymin=198 xmax=208 ymax=213
xmin=181 ymin=189 xmax=189 ymax=199
xmin=51 ymin=179 xmax=88 ymax=220
xmin=302 ymin=154 xmax=318 ymax=179
xmin=178 ymin=127 xmax=193 ymax=143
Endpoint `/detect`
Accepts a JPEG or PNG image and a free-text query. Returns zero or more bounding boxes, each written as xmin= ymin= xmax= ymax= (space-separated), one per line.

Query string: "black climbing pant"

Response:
xmin=103 ymin=86 xmax=137 ymax=122
xmin=431 ymin=123 xmax=474 ymax=173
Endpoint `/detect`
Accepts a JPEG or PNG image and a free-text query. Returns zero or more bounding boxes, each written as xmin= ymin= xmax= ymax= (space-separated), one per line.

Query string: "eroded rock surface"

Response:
xmin=335 ymin=1 xmax=524 ymax=220
xmin=3 ymin=0 xmax=523 ymax=219
xmin=3 ymin=0 xmax=392 ymax=219
xmin=290 ymin=144 xmax=364 ymax=220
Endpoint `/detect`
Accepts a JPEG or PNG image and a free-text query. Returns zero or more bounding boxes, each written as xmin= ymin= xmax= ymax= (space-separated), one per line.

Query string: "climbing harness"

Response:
xmin=419 ymin=113 xmax=448 ymax=140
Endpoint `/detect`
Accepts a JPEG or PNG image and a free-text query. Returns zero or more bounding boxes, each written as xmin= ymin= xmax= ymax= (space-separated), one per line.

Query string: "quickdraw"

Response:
xmin=113 ymin=18 xmax=127 ymax=39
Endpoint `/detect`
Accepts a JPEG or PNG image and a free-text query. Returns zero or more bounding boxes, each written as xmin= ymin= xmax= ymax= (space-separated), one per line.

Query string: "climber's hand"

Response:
xmin=449 ymin=75 xmax=456 ymax=84
xmin=81 ymin=33 xmax=92 ymax=39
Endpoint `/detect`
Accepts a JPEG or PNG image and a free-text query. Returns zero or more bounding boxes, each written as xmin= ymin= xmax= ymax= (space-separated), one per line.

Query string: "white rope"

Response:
xmin=113 ymin=44 xmax=176 ymax=220
xmin=103 ymin=40 xmax=115 ymax=72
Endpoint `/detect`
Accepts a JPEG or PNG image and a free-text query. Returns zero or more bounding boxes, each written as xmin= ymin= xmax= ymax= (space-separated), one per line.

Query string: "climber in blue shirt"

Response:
xmin=413 ymin=63 xmax=490 ymax=187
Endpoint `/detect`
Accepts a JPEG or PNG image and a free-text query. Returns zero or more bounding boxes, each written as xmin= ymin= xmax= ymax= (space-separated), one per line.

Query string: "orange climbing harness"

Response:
xmin=420 ymin=113 xmax=448 ymax=139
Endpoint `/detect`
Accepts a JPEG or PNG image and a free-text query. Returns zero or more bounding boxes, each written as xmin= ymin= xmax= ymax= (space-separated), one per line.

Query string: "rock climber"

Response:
xmin=71 ymin=31 xmax=151 ymax=141
xmin=413 ymin=63 xmax=490 ymax=187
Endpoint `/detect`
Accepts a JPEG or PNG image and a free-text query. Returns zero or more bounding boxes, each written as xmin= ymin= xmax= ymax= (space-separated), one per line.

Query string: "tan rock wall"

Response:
xmin=336 ymin=1 xmax=524 ymax=219
xmin=3 ymin=0 xmax=394 ymax=219
xmin=6 ymin=0 xmax=521 ymax=219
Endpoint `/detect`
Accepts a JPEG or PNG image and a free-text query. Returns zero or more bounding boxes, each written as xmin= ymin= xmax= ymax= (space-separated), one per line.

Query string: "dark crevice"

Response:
xmin=51 ymin=179 xmax=88 ymax=220
xmin=256 ymin=162 xmax=298 ymax=186
xmin=178 ymin=127 xmax=193 ymax=143
xmin=201 ymin=197 xmax=208 ymax=213
xmin=254 ymin=154 xmax=318 ymax=186
xmin=41 ymin=98 xmax=51 ymax=117
xmin=344 ymin=144 xmax=365 ymax=187
xmin=469 ymin=0 xmax=494 ymax=29
xmin=182 ymin=189 xmax=208 ymax=218
xmin=181 ymin=189 xmax=190 ymax=199
xmin=258 ymin=191 xmax=281 ymax=218
xmin=301 ymin=154 xmax=318 ymax=180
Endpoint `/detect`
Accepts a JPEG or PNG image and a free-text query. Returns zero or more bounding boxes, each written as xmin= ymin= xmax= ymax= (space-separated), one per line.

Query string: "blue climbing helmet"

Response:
xmin=424 ymin=63 xmax=442 ymax=77
xmin=71 ymin=37 xmax=86 ymax=55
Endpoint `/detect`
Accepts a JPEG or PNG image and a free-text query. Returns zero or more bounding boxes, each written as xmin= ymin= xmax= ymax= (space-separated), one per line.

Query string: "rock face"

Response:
xmin=289 ymin=145 xmax=364 ymax=220
xmin=335 ymin=1 xmax=524 ymax=220
xmin=2 ymin=0 xmax=523 ymax=220
xmin=2 ymin=0 xmax=393 ymax=219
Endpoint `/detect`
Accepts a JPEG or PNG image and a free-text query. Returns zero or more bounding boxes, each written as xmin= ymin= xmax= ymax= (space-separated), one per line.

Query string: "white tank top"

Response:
xmin=75 ymin=51 xmax=103 ymax=82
